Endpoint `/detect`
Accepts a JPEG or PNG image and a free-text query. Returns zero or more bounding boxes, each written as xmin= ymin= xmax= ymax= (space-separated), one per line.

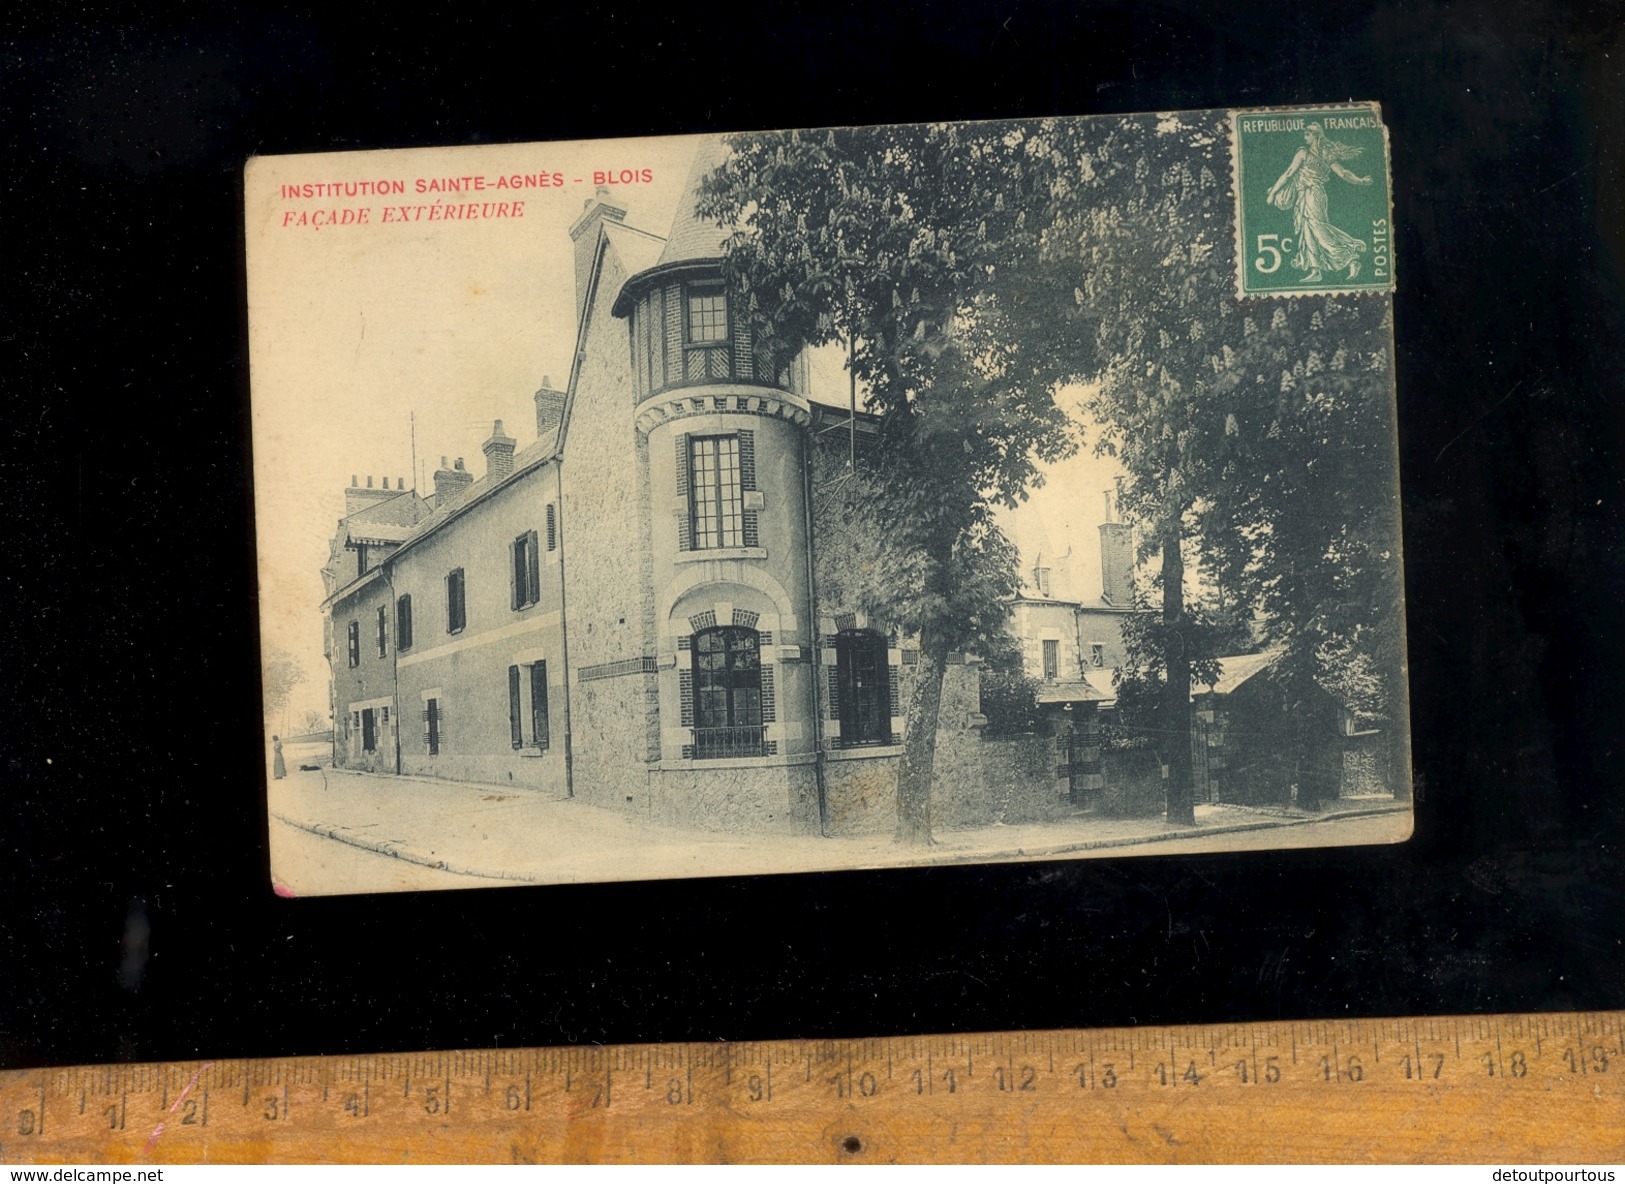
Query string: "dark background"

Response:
xmin=3 ymin=0 xmax=1622 ymax=1067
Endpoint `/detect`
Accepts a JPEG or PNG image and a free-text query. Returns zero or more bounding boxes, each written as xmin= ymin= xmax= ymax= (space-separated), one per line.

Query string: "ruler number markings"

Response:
xmin=4 ymin=1013 xmax=1620 ymax=1156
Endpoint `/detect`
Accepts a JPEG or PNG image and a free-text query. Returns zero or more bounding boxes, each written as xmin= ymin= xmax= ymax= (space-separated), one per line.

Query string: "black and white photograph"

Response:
xmin=247 ymin=110 xmax=1412 ymax=895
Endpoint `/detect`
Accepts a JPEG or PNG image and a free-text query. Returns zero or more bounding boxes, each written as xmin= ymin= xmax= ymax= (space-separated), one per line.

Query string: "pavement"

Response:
xmin=265 ymin=740 xmax=1412 ymax=896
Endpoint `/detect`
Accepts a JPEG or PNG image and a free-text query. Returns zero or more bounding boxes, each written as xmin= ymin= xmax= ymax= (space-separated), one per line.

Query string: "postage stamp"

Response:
xmin=1231 ymin=104 xmax=1394 ymax=298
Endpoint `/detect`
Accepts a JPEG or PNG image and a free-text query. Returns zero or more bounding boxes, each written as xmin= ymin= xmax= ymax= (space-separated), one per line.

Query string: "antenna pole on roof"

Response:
xmin=410 ymin=411 xmax=418 ymax=494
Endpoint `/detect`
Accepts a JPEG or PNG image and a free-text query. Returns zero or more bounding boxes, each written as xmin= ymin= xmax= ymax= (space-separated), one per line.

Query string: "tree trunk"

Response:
xmin=1162 ymin=526 xmax=1197 ymax=827
xmin=895 ymin=636 xmax=947 ymax=846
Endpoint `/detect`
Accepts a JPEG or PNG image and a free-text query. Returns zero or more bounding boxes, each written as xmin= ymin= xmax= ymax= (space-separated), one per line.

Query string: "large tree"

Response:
xmin=1194 ymin=296 xmax=1408 ymax=804
xmin=700 ymin=124 xmax=1086 ymax=844
xmin=1058 ymin=113 xmax=1407 ymax=812
xmin=700 ymin=114 xmax=1407 ymax=832
xmin=262 ymin=645 xmax=306 ymax=725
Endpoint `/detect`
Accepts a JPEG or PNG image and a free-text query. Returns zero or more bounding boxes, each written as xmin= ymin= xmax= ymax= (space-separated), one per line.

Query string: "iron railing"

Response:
xmin=692 ymin=725 xmax=767 ymax=759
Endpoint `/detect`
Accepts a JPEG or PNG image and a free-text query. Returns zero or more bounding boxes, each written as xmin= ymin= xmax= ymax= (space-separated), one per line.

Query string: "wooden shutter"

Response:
xmin=448 ymin=570 xmax=465 ymax=632
xmin=545 ymin=504 xmax=557 ymax=551
xmin=527 ymin=530 xmax=541 ymax=604
xmin=511 ymin=539 xmax=523 ymax=610
xmin=508 ymin=666 xmax=523 ymax=749
xmin=531 ymin=661 xmax=549 ymax=750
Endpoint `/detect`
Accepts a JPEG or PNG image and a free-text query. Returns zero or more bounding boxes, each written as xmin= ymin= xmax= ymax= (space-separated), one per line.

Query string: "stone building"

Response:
xmin=318 ymin=147 xmax=1034 ymax=835
xmin=1007 ymin=489 xmax=1139 ymax=710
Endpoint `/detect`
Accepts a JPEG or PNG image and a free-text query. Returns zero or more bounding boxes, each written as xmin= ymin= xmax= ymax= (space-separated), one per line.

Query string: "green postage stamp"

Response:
xmin=1232 ymin=104 xmax=1394 ymax=298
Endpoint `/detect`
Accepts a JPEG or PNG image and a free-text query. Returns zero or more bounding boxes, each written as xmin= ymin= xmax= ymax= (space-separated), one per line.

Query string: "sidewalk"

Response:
xmin=266 ymin=744 xmax=1410 ymax=893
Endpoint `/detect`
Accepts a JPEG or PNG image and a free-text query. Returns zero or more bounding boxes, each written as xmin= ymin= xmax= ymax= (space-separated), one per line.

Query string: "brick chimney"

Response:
xmin=434 ymin=456 xmax=474 ymax=510
xmin=567 ymin=186 xmax=627 ymax=321
xmin=534 ymin=375 xmax=566 ymax=439
xmin=1099 ymin=487 xmax=1135 ymax=607
xmin=482 ymin=419 xmax=517 ymax=481
xmin=344 ymin=474 xmax=403 ymax=518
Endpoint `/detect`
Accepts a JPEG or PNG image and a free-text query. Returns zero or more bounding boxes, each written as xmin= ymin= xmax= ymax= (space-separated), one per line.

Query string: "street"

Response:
xmin=265 ymin=746 xmax=1410 ymax=897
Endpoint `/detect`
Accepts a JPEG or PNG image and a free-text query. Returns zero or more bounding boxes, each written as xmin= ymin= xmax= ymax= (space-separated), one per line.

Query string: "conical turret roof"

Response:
xmin=654 ymin=137 xmax=729 ymax=267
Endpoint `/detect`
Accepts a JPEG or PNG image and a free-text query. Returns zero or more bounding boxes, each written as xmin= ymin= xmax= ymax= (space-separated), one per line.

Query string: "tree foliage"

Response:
xmin=1050 ymin=112 xmax=1404 ymax=808
xmin=262 ymin=646 xmax=306 ymax=722
xmin=699 ymin=112 xmax=1407 ymax=828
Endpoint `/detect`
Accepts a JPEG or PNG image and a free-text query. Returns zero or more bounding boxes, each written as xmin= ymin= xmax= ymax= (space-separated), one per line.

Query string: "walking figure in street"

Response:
xmin=272 ymin=734 xmax=286 ymax=780
xmin=1266 ymin=123 xmax=1373 ymax=283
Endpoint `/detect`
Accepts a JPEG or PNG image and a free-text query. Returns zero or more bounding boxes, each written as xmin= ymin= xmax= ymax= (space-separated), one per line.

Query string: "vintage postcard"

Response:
xmin=245 ymin=105 xmax=1412 ymax=896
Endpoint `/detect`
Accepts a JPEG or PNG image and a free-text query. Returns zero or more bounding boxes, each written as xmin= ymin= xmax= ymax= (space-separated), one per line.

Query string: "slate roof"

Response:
xmin=1053 ymin=652 xmax=1283 ymax=711
xmin=603 ymin=219 xmax=665 ymax=280
xmin=1198 ymin=650 xmax=1283 ymax=696
xmin=1036 ymin=679 xmax=1109 ymax=705
xmin=355 ymin=489 xmax=431 ymax=527
xmin=324 ymin=431 xmax=561 ymax=609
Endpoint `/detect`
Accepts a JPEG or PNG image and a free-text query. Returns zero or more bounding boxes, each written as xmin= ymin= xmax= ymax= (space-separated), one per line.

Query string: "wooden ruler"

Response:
xmin=2 ymin=1012 xmax=1620 ymax=1164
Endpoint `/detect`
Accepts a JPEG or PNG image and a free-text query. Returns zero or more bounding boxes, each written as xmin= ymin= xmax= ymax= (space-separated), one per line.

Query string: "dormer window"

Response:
xmin=685 ymin=287 xmax=728 ymax=345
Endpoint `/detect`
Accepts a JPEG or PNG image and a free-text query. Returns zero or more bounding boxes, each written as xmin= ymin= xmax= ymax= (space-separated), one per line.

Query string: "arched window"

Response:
xmin=836 ymin=629 xmax=892 ymax=746
xmin=692 ymin=626 xmax=763 ymax=758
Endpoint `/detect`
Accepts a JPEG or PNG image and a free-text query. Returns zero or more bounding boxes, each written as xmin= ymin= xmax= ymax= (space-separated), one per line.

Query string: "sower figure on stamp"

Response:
xmin=1266 ymin=122 xmax=1373 ymax=283
xmin=271 ymin=734 xmax=286 ymax=780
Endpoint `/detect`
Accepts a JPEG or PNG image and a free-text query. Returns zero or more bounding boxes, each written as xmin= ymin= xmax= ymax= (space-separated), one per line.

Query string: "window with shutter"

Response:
xmin=376 ymin=605 xmax=388 ymax=657
xmin=545 ymin=504 xmax=557 ymax=551
xmin=347 ymin=621 xmax=360 ymax=668
xmin=530 ymin=662 xmax=549 ymax=750
xmin=512 ymin=532 xmax=542 ymax=609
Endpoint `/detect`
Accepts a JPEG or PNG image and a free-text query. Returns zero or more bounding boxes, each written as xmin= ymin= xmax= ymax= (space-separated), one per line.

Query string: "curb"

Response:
xmin=935 ymin=807 xmax=1407 ymax=863
xmin=271 ymin=800 xmax=1408 ymax=885
xmin=269 ymin=811 xmax=544 ymax=885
